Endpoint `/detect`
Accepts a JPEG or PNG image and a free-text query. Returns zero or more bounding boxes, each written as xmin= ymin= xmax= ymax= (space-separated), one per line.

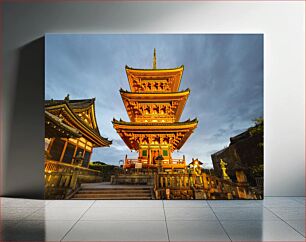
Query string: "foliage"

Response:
xmin=248 ymin=117 xmax=263 ymax=136
xmin=90 ymin=161 xmax=107 ymax=166
xmin=249 ymin=164 xmax=264 ymax=177
xmin=248 ymin=117 xmax=263 ymax=147
xmin=89 ymin=161 xmax=117 ymax=171
xmin=88 ymin=161 xmax=119 ymax=182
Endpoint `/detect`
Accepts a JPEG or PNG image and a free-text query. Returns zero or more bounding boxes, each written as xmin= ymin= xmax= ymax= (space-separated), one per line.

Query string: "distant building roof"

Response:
xmin=229 ymin=130 xmax=250 ymax=144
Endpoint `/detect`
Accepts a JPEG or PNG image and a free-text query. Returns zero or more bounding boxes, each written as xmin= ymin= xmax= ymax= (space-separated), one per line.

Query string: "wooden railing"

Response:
xmin=169 ymin=158 xmax=185 ymax=165
xmin=45 ymin=160 xmax=100 ymax=176
xmin=124 ymin=159 xmax=138 ymax=166
xmin=124 ymin=157 xmax=186 ymax=169
xmin=44 ymin=160 xmax=102 ymax=199
xmin=154 ymin=172 xmax=260 ymax=200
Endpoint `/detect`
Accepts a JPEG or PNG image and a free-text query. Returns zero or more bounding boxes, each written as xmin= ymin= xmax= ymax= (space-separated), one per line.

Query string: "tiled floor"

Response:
xmin=0 ymin=197 xmax=304 ymax=241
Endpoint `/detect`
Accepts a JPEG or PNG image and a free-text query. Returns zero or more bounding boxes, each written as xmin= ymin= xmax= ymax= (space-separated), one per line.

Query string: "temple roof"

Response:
xmin=45 ymin=98 xmax=112 ymax=147
xmin=125 ymin=65 xmax=184 ymax=72
xmin=112 ymin=118 xmax=198 ymax=127
xmin=120 ymin=89 xmax=190 ymax=122
xmin=45 ymin=98 xmax=95 ymax=111
xmin=114 ymin=50 xmax=198 ymax=153
xmin=120 ymin=88 xmax=190 ymax=97
xmin=125 ymin=65 xmax=184 ymax=93
xmin=112 ymin=118 xmax=198 ymax=150
xmin=45 ymin=111 xmax=82 ymax=138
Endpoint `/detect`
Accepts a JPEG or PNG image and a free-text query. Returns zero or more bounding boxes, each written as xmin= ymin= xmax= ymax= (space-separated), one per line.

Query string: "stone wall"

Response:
xmin=111 ymin=174 xmax=154 ymax=185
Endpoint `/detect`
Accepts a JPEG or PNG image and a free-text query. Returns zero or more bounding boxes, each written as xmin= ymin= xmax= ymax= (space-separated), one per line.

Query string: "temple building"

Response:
xmin=45 ymin=97 xmax=112 ymax=169
xmin=44 ymin=96 xmax=112 ymax=198
xmin=113 ymin=49 xmax=198 ymax=169
xmin=211 ymin=121 xmax=263 ymax=189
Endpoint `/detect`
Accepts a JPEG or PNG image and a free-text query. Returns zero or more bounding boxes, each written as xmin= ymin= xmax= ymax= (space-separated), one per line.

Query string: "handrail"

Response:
xmin=154 ymin=172 xmax=258 ymax=199
xmin=169 ymin=159 xmax=185 ymax=164
xmin=45 ymin=160 xmax=100 ymax=174
xmin=44 ymin=160 xmax=102 ymax=199
xmin=124 ymin=158 xmax=186 ymax=165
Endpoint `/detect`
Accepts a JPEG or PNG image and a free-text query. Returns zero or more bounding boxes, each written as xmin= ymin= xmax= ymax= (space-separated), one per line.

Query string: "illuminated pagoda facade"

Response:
xmin=113 ymin=49 xmax=198 ymax=169
xmin=45 ymin=97 xmax=112 ymax=169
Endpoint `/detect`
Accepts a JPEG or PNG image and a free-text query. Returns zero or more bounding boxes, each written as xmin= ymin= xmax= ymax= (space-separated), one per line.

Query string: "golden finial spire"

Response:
xmin=153 ymin=48 xmax=157 ymax=69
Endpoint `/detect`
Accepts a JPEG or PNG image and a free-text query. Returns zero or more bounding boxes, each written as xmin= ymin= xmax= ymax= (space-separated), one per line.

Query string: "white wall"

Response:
xmin=1 ymin=1 xmax=304 ymax=197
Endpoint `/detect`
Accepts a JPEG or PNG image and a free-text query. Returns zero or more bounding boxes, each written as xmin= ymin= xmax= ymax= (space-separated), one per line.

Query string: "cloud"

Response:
xmin=46 ymin=34 xmax=263 ymax=166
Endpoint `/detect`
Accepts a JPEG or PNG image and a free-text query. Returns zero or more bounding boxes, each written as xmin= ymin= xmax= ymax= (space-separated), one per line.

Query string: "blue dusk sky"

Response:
xmin=45 ymin=34 xmax=263 ymax=168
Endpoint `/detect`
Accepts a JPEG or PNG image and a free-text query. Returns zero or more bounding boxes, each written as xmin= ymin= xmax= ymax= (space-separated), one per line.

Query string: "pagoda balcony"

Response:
xmin=123 ymin=157 xmax=186 ymax=169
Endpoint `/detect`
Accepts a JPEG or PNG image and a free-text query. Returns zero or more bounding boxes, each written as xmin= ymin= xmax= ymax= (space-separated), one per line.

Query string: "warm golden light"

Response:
xmin=69 ymin=138 xmax=78 ymax=144
xmin=113 ymin=53 xmax=198 ymax=169
xmin=80 ymin=137 xmax=87 ymax=143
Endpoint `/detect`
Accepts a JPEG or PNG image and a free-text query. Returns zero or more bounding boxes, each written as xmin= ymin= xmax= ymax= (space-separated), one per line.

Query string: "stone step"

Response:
xmin=72 ymin=197 xmax=152 ymax=200
xmin=78 ymin=190 xmax=151 ymax=194
xmin=71 ymin=185 xmax=153 ymax=200
xmin=74 ymin=193 xmax=152 ymax=198
xmin=72 ymin=187 xmax=152 ymax=200
xmin=80 ymin=188 xmax=150 ymax=191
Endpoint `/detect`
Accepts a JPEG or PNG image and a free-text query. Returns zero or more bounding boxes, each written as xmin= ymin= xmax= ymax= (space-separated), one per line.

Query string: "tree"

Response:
xmin=248 ymin=117 xmax=263 ymax=147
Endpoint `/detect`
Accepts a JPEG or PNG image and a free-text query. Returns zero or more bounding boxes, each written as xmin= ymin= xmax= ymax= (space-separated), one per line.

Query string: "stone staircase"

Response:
xmin=71 ymin=186 xmax=153 ymax=200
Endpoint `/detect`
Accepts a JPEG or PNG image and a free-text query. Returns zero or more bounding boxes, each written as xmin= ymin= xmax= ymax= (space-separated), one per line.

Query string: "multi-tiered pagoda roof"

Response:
xmin=113 ymin=49 xmax=198 ymax=168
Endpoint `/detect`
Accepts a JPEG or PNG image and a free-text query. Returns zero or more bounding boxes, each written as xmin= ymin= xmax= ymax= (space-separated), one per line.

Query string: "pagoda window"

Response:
xmin=142 ymin=150 xmax=148 ymax=157
xmin=49 ymin=138 xmax=65 ymax=161
xmin=62 ymin=143 xmax=76 ymax=164
xmin=162 ymin=150 xmax=168 ymax=157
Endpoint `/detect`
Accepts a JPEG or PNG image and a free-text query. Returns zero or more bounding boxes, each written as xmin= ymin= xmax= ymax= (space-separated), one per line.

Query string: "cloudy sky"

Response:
xmin=45 ymin=34 xmax=263 ymax=168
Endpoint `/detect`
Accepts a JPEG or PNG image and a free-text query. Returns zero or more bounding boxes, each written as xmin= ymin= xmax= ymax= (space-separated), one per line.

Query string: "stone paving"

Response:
xmin=0 ymin=197 xmax=304 ymax=241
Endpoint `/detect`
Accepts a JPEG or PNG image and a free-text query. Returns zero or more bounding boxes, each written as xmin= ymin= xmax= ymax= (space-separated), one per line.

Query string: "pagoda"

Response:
xmin=113 ymin=49 xmax=198 ymax=169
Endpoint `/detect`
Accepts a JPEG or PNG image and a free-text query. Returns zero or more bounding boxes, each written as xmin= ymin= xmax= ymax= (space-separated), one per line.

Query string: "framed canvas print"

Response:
xmin=44 ymin=34 xmax=263 ymax=200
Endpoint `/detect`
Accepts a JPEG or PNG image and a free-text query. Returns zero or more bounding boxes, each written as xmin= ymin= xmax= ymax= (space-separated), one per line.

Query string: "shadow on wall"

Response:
xmin=1 ymin=218 xmax=46 ymax=241
xmin=4 ymin=37 xmax=45 ymax=199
